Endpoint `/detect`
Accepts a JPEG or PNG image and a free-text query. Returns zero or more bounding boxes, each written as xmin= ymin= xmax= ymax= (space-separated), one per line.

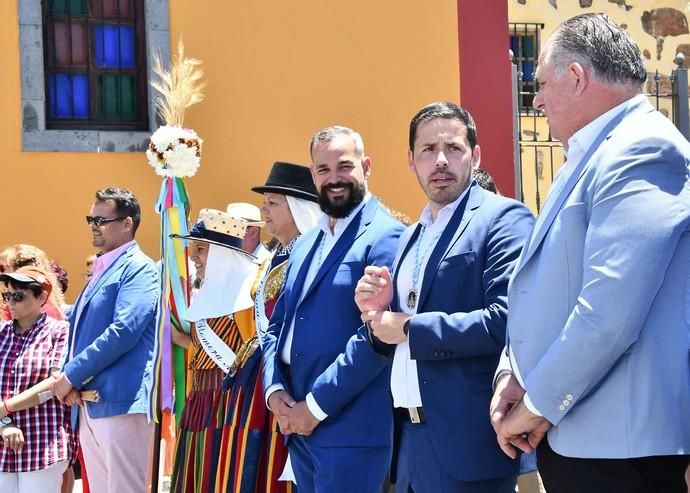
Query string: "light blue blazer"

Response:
xmin=65 ymin=243 xmax=160 ymax=419
xmin=504 ymin=96 xmax=690 ymax=458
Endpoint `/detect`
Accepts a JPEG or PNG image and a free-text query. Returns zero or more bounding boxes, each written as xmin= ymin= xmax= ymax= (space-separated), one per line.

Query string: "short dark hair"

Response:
xmin=95 ymin=187 xmax=141 ymax=233
xmin=549 ymin=13 xmax=646 ymax=86
xmin=409 ymin=101 xmax=477 ymax=151
xmin=2 ymin=278 xmax=43 ymax=298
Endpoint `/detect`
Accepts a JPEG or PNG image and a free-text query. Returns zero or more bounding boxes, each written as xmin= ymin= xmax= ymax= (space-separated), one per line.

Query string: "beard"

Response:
xmin=318 ymin=181 xmax=366 ymax=219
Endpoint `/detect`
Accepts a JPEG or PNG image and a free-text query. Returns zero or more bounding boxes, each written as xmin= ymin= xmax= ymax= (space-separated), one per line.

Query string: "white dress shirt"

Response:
xmin=391 ymin=189 xmax=468 ymax=408
xmin=509 ymin=94 xmax=644 ymax=416
xmin=266 ymin=194 xmax=371 ymax=420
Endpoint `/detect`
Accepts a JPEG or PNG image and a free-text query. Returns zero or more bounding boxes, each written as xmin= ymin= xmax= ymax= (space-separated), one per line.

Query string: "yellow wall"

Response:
xmin=1 ymin=0 xmax=460 ymax=301
xmin=509 ymin=0 xmax=687 ymax=212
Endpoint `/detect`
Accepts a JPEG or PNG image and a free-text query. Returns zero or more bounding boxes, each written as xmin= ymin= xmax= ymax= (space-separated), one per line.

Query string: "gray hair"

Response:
xmin=546 ymin=13 xmax=646 ymax=87
xmin=309 ymin=126 xmax=365 ymax=159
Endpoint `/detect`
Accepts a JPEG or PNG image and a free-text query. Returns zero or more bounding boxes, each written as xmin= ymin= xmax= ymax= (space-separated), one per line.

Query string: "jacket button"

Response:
xmin=566 ymin=394 xmax=574 ymax=401
xmin=433 ymin=351 xmax=440 ymax=356
xmin=559 ymin=405 xmax=565 ymax=411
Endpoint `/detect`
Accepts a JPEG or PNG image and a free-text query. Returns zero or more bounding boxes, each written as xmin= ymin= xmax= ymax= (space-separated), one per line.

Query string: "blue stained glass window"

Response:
xmin=522 ymin=61 xmax=535 ymax=82
xmin=49 ymin=73 xmax=89 ymax=119
xmin=94 ymin=25 xmax=135 ymax=68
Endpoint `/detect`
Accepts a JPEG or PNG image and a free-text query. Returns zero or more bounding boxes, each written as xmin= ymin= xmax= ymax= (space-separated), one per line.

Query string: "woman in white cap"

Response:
xmin=0 ymin=266 xmax=76 ymax=493
xmin=169 ymin=210 xmax=260 ymax=493
xmin=219 ymin=161 xmax=321 ymax=493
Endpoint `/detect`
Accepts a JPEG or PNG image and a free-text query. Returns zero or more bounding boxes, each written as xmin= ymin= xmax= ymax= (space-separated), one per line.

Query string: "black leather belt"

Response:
xmin=396 ymin=406 xmax=425 ymax=424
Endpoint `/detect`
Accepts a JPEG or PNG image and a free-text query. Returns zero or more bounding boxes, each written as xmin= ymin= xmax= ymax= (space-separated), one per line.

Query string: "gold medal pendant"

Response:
xmin=407 ymin=288 xmax=418 ymax=309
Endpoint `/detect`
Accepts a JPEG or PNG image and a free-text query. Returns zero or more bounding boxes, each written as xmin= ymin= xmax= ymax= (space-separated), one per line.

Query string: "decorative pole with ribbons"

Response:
xmin=145 ymin=39 xmax=205 ymax=492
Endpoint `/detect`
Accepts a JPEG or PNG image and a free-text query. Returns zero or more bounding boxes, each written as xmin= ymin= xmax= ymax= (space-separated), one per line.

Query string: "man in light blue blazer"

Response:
xmin=262 ymin=126 xmax=404 ymax=493
xmin=52 ymin=188 xmax=160 ymax=493
xmin=355 ymin=102 xmax=534 ymax=492
xmin=491 ymin=14 xmax=690 ymax=493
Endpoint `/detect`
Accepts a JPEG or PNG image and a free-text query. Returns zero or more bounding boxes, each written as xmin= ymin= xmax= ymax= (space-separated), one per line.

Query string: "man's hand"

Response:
xmin=63 ymin=389 xmax=83 ymax=407
xmin=496 ymin=400 xmax=552 ymax=459
xmin=51 ymin=373 xmax=74 ymax=402
xmin=490 ymin=373 xmax=525 ymax=434
xmin=1 ymin=426 xmax=24 ymax=451
xmin=361 ymin=310 xmax=410 ymax=344
xmin=267 ymin=390 xmax=296 ymax=435
xmin=355 ymin=266 xmax=394 ymax=313
xmin=285 ymin=401 xmax=320 ymax=436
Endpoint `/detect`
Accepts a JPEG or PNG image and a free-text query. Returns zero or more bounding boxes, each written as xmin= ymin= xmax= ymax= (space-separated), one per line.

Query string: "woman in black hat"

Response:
xmin=219 ymin=162 xmax=321 ymax=493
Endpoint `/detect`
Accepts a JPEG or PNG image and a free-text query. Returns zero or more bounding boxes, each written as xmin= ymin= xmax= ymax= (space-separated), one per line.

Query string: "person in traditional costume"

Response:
xmin=170 ymin=209 xmax=259 ymax=493
xmin=220 ymin=162 xmax=321 ymax=492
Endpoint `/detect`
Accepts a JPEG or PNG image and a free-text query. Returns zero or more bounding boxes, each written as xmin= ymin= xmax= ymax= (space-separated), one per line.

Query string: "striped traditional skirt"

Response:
xmin=217 ymin=343 xmax=293 ymax=493
xmin=171 ymin=368 xmax=229 ymax=493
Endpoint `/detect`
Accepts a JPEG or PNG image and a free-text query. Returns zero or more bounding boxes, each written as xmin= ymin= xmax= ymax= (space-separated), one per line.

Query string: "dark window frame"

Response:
xmin=42 ymin=0 xmax=149 ymax=131
xmin=509 ymin=22 xmax=543 ymax=114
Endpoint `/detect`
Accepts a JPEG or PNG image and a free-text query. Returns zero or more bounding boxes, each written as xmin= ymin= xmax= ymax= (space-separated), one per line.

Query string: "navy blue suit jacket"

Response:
xmin=262 ymin=197 xmax=404 ymax=447
xmin=388 ymin=183 xmax=533 ymax=481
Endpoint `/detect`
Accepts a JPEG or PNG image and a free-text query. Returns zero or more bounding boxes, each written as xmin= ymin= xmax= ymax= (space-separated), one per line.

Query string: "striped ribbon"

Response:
xmin=151 ymin=176 xmax=192 ymax=425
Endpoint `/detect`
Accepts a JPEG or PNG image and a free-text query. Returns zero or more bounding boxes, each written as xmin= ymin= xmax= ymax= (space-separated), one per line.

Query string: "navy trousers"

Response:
xmin=289 ymin=434 xmax=390 ymax=493
xmin=395 ymin=422 xmax=516 ymax=493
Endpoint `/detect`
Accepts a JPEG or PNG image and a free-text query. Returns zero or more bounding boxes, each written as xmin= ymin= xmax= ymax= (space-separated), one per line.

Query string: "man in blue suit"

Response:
xmin=355 ymin=102 xmax=534 ymax=492
xmin=52 ymin=188 xmax=159 ymax=493
xmin=262 ymin=126 xmax=404 ymax=493
xmin=491 ymin=14 xmax=690 ymax=492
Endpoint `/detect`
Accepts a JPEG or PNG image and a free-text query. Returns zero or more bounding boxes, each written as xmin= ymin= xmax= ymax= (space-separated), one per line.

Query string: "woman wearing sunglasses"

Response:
xmin=0 ymin=267 xmax=76 ymax=492
xmin=0 ymin=244 xmax=66 ymax=322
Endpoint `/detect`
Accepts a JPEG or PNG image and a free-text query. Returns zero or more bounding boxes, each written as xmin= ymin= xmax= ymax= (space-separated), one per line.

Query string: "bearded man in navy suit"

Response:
xmin=262 ymin=126 xmax=404 ymax=493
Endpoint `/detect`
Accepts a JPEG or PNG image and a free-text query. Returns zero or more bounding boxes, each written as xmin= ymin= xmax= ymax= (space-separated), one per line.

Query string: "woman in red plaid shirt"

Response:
xmin=0 ymin=266 xmax=76 ymax=492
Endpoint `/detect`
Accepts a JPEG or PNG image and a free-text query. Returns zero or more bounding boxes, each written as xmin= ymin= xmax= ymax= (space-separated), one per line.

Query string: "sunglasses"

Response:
xmin=2 ymin=291 xmax=27 ymax=303
xmin=85 ymin=216 xmax=127 ymax=227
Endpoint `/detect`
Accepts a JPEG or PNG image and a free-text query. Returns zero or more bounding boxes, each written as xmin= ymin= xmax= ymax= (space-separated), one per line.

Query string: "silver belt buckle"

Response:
xmin=408 ymin=407 xmax=421 ymax=424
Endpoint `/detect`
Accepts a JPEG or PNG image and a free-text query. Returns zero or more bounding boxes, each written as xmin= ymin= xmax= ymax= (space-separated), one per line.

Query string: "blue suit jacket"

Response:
xmin=503 ymin=96 xmax=690 ymax=458
xmin=386 ymin=183 xmax=533 ymax=481
xmin=262 ymin=197 xmax=404 ymax=447
xmin=65 ymin=243 xmax=160 ymax=419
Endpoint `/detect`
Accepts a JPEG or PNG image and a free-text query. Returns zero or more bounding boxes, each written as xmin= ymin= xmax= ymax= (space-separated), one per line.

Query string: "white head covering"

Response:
xmin=286 ymin=195 xmax=322 ymax=234
xmin=185 ymin=243 xmax=259 ymax=321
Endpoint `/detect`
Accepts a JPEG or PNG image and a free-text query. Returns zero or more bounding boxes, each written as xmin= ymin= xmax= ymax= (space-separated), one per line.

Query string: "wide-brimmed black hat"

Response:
xmin=251 ymin=161 xmax=318 ymax=202
xmin=171 ymin=209 xmax=256 ymax=260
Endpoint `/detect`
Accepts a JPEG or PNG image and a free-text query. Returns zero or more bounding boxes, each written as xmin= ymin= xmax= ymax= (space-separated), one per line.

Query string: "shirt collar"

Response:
xmin=92 ymin=239 xmax=136 ymax=277
xmin=317 ymin=192 xmax=372 ymax=237
xmin=419 ymin=183 xmax=471 ymax=228
xmin=566 ymin=94 xmax=645 ymax=160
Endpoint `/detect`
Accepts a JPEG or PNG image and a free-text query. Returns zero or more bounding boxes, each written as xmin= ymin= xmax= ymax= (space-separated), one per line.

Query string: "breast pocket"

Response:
xmin=438 ymin=251 xmax=476 ymax=271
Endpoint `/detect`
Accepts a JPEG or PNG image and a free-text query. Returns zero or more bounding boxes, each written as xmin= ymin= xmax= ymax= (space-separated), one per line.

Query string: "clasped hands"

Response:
xmin=268 ymin=390 xmax=320 ymax=437
xmin=354 ymin=266 xmax=409 ymax=344
xmin=50 ymin=371 xmax=82 ymax=407
xmin=490 ymin=373 xmax=552 ymax=458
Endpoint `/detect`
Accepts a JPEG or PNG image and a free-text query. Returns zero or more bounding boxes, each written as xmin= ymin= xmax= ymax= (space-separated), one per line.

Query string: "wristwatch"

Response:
xmin=402 ymin=318 xmax=411 ymax=337
xmin=0 ymin=416 xmax=12 ymax=429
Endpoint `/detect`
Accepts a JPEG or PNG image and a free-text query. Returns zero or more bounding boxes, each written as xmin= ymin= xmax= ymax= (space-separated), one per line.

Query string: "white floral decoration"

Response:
xmin=146 ymin=125 xmax=203 ymax=178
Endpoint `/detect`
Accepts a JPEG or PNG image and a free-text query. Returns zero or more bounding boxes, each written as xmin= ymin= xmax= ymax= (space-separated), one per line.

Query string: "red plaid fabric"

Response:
xmin=0 ymin=313 xmax=76 ymax=472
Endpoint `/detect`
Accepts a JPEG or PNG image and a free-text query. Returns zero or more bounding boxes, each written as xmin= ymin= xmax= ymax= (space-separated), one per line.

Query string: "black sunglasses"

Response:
xmin=85 ymin=216 xmax=127 ymax=227
xmin=2 ymin=291 xmax=27 ymax=303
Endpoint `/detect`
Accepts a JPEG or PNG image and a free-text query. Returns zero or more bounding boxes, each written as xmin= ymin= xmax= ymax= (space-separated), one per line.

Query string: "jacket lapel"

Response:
xmin=300 ymin=197 xmax=379 ymax=302
xmin=75 ymin=245 xmax=137 ymax=321
xmin=516 ymin=98 xmax=653 ymax=273
xmin=282 ymin=228 xmax=323 ymax=326
xmin=391 ymin=224 xmax=423 ymax=312
xmin=416 ymin=185 xmax=476 ymax=309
